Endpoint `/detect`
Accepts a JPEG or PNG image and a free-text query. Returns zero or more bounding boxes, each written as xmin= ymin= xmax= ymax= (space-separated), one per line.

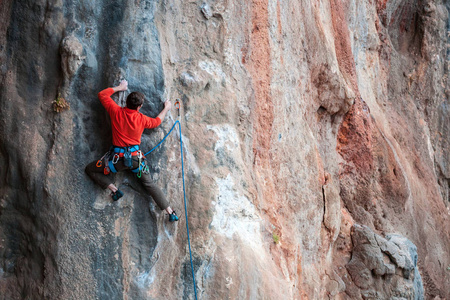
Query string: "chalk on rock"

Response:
xmin=201 ymin=3 xmax=213 ymax=20
xmin=180 ymin=72 xmax=197 ymax=88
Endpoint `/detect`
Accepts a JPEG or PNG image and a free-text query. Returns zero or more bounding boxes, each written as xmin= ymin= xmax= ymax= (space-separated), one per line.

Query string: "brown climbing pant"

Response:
xmin=85 ymin=156 xmax=169 ymax=210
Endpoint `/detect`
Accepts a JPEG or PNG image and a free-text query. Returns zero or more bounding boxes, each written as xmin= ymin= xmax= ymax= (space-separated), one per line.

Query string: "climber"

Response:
xmin=85 ymin=80 xmax=179 ymax=222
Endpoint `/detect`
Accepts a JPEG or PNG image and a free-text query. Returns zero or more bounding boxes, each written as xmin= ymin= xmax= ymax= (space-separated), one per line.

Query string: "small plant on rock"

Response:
xmin=272 ymin=232 xmax=280 ymax=244
xmin=53 ymin=93 xmax=70 ymax=112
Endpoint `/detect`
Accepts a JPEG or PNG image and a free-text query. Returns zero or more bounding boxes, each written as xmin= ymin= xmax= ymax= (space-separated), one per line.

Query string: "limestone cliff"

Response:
xmin=0 ymin=0 xmax=449 ymax=299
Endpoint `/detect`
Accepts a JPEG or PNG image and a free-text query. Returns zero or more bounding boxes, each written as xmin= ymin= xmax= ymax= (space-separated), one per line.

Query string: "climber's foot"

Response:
xmin=169 ymin=211 xmax=179 ymax=222
xmin=111 ymin=189 xmax=124 ymax=201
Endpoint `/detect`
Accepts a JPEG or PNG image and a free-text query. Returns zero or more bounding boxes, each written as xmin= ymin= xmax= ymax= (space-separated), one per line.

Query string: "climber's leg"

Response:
xmin=138 ymin=174 xmax=178 ymax=221
xmin=85 ymin=160 xmax=124 ymax=201
xmin=138 ymin=172 xmax=170 ymax=211
xmin=85 ymin=160 xmax=114 ymax=190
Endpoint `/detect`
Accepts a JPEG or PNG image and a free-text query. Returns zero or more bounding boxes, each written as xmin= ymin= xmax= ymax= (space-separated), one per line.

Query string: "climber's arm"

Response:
xmin=142 ymin=100 xmax=171 ymax=129
xmin=98 ymin=80 xmax=128 ymax=113
xmin=156 ymin=100 xmax=172 ymax=122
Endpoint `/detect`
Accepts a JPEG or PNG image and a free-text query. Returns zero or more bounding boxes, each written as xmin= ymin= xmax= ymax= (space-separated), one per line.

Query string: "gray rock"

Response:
xmin=386 ymin=234 xmax=424 ymax=299
xmin=346 ymin=225 xmax=424 ymax=299
xmin=60 ymin=36 xmax=85 ymax=79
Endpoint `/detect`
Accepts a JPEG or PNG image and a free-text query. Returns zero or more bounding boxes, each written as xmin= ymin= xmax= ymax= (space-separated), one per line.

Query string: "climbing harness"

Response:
xmin=97 ymin=145 xmax=147 ymax=174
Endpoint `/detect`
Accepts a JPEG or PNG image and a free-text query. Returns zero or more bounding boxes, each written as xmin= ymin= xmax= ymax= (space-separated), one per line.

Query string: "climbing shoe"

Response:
xmin=169 ymin=211 xmax=179 ymax=222
xmin=111 ymin=189 xmax=124 ymax=201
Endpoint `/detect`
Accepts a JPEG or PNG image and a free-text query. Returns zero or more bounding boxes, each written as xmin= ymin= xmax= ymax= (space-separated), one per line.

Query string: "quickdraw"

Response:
xmin=174 ymin=98 xmax=181 ymax=117
xmin=136 ymin=150 xmax=144 ymax=178
xmin=96 ymin=151 xmax=110 ymax=167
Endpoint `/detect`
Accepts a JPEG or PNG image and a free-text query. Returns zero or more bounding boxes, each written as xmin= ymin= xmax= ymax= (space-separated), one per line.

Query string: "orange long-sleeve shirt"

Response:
xmin=98 ymin=88 xmax=161 ymax=147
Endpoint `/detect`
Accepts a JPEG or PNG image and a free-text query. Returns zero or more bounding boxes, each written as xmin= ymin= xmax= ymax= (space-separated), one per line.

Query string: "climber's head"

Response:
xmin=126 ymin=92 xmax=145 ymax=110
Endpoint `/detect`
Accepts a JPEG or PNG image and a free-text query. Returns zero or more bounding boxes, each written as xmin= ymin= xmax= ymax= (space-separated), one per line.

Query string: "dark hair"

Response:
xmin=126 ymin=92 xmax=145 ymax=109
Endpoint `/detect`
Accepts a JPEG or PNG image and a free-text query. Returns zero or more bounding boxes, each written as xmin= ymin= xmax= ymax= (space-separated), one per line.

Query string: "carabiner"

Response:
xmin=174 ymin=98 xmax=181 ymax=117
xmin=142 ymin=164 xmax=150 ymax=175
xmin=112 ymin=153 xmax=120 ymax=164
xmin=96 ymin=150 xmax=110 ymax=167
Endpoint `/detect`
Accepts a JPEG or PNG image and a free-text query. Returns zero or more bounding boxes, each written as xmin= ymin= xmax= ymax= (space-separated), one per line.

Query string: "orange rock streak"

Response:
xmin=247 ymin=0 xmax=274 ymax=165
xmin=329 ymin=0 xmax=373 ymax=176
xmin=329 ymin=0 xmax=359 ymax=96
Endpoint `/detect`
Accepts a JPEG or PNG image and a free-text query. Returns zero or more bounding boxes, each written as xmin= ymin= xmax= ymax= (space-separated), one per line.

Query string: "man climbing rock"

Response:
xmin=85 ymin=80 xmax=179 ymax=222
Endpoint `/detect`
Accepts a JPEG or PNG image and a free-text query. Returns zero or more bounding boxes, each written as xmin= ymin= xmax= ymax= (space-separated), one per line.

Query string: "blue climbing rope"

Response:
xmin=144 ymin=121 xmax=179 ymax=156
xmin=144 ymin=120 xmax=198 ymax=300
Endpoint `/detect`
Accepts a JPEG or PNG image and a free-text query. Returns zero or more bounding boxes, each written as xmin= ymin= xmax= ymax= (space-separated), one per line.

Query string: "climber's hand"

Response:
xmin=164 ymin=100 xmax=172 ymax=111
xmin=118 ymin=80 xmax=128 ymax=91
xmin=157 ymin=100 xmax=171 ymax=121
xmin=113 ymin=80 xmax=128 ymax=93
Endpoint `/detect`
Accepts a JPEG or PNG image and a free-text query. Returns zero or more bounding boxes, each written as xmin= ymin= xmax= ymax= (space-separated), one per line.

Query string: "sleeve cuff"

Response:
xmin=98 ymin=87 xmax=115 ymax=99
xmin=105 ymin=87 xmax=115 ymax=95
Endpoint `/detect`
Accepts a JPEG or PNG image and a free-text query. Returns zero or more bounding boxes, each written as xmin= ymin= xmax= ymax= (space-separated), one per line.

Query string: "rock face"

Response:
xmin=0 ymin=0 xmax=449 ymax=299
xmin=346 ymin=224 xmax=424 ymax=299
